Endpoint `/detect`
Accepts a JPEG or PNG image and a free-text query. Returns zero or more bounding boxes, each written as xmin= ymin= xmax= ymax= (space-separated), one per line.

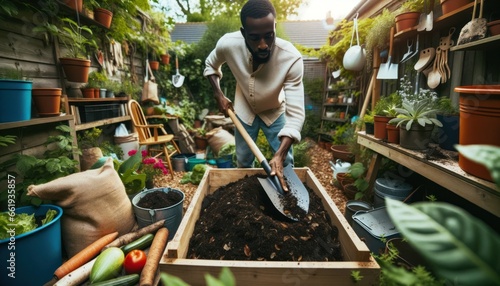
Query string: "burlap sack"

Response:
xmin=207 ymin=127 xmax=235 ymax=157
xmin=27 ymin=157 xmax=137 ymax=257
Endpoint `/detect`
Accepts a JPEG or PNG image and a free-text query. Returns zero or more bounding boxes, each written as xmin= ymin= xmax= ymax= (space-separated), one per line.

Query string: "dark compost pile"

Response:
xmin=187 ymin=175 xmax=343 ymax=261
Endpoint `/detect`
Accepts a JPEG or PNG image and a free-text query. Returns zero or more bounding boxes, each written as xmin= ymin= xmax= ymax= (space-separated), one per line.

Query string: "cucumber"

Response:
xmin=122 ymin=233 xmax=154 ymax=254
xmin=89 ymin=274 xmax=140 ymax=286
xmin=90 ymin=247 xmax=125 ymax=283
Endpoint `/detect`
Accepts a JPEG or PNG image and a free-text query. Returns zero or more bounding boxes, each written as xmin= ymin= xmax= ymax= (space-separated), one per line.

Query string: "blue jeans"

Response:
xmin=234 ymin=113 xmax=294 ymax=168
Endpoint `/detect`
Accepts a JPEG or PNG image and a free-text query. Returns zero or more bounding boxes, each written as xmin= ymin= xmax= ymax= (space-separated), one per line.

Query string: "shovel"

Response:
xmin=227 ymin=109 xmax=309 ymax=221
xmin=377 ymin=27 xmax=398 ymax=80
xmin=172 ymin=56 xmax=185 ymax=88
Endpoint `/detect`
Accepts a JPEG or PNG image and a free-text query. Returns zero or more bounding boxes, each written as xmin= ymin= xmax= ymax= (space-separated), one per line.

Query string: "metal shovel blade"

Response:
xmin=172 ymin=56 xmax=185 ymax=88
xmin=227 ymin=109 xmax=309 ymax=221
xmin=257 ymin=164 xmax=310 ymax=221
xmin=377 ymin=56 xmax=399 ymax=79
xmin=377 ymin=27 xmax=398 ymax=79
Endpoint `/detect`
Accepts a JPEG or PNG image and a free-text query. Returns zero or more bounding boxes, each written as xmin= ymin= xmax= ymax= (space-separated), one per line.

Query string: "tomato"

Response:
xmin=123 ymin=249 xmax=147 ymax=274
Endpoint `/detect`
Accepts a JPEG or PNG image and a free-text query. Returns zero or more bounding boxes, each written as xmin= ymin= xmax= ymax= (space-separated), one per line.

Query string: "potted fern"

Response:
xmin=34 ymin=18 xmax=97 ymax=83
xmin=389 ymin=99 xmax=442 ymax=150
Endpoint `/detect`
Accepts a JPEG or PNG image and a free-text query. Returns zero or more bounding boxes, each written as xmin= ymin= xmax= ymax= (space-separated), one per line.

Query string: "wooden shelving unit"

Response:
xmin=63 ymin=96 xmax=131 ymax=131
xmin=357 ymin=132 xmax=499 ymax=218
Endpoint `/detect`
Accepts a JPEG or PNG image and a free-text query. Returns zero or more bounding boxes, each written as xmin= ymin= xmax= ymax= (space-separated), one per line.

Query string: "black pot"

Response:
xmin=399 ymin=124 xmax=434 ymax=150
xmin=365 ymin=122 xmax=374 ymax=135
xmin=436 ymin=114 xmax=459 ymax=151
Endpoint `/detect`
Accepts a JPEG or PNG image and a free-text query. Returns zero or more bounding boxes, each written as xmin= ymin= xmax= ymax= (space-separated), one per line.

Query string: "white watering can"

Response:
xmin=330 ymin=159 xmax=351 ymax=180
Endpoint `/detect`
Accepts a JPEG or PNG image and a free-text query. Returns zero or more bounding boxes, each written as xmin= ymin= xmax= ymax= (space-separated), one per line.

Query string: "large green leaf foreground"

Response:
xmin=386 ymin=198 xmax=500 ymax=285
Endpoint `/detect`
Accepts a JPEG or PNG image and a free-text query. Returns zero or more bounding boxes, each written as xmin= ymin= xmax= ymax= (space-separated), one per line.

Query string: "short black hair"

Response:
xmin=240 ymin=0 xmax=276 ymax=28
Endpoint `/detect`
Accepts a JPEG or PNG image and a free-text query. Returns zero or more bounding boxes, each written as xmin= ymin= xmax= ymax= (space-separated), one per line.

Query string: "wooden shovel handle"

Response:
xmin=388 ymin=26 xmax=395 ymax=59
xmin=227 ymin=109 xmax=266 ymax=165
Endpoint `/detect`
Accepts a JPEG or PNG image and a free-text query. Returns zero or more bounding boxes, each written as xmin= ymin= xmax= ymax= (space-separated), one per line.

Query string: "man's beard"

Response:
xmin=247 ymin=42 xmax=274 ymax=64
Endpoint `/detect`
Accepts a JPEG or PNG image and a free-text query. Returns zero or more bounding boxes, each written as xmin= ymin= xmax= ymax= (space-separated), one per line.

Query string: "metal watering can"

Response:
xmin=330 ymin=159 xmax=352 ymax=179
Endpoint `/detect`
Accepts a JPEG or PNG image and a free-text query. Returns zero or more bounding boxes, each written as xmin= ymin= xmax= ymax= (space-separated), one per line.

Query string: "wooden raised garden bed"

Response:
xmin=160 ymin=168 xmax=380 ymax=285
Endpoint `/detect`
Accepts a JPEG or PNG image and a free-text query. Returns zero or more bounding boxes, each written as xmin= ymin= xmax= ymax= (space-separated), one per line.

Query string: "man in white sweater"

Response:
xmin=204 ymin=0 xmax=305 ymax=192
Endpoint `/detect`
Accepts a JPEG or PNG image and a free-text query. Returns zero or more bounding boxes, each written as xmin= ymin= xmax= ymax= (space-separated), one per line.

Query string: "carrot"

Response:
xmin=139 ymin=227 xmax=169 ymax=286
xmin=53 ymin=232 xmax=119 ymax=280
xmin=53 ymin=257 xmax=97 ymax=286
xmin=102 ymin=219 xmax=166 ymax=251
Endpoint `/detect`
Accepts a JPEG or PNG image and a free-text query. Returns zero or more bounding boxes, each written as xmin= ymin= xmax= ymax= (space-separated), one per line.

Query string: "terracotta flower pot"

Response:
xmin=374 ymin=115 xmax=394 ymax=140
xmin=440 ymin=0 xmax=472 ymax=15
xmin=487 ymin=20 xmax=500 ymax=36
xmin=386 ymin=124 xmax=400 ymax=144
xmin=94 ymin=8 xmax=113 ymax=28
xmin=161 ymin=54 xmax=171 ymax=65
xmin=331 ymin=145 xmax=354 ymax=163
xmin=455 ymin=85 xmax=500 ymax=182
xmin=395 ymin=12 xmax=420 ymax=33
xmin=93 ymin=88 xmax=100 ymax=98
xmin=64 ymin=0 xmax=82 ymax=12
xmin=32 ymin=88 xmax=62 ymax=117
xmin=81 ymin=88 xmax=94 ymax=98
xmin=59 ymin=58 xmax=91 ymax=83
xmin=149 ymin=60 xmax=160 ymax=71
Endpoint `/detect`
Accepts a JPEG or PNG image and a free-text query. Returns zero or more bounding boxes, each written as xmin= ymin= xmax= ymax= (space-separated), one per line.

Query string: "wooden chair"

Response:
xmin=128 ymin=100 xmax=181 ymax=179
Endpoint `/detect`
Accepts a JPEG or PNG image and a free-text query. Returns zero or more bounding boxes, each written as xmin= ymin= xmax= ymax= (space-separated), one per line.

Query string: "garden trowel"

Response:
xmin=227 ymin=109 xmax=309 ymax=221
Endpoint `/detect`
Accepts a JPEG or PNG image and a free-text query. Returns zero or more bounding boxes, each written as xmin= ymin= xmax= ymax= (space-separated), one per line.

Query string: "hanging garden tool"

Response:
xmin=172 ymin=56 xmax=185 ymax=88
xmin=227 ymin=109 xmax=309 ymax=221
xmin=377 ymin=27 xmax=398 ymax=79
xmin=400 ymin=39 xmax=414 ymax=63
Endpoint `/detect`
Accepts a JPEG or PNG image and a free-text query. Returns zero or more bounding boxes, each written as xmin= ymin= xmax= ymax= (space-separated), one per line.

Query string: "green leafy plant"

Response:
xmin=386 ymin=198 xmax=500 ymax=285
xmin=7 ymin=125 xmax=80 ymax=206
xmin=87 ymin=70 xmax=108 ymax=89
xmin=389 ymin=99 xmax=443 ymax=131
xmin=373 ymin=92 xmax=402 ymax=116
xmin=332 ymin=122 xmax=354 ymax=145
xmin=293 ymin=140 xmax=312 ymax=167
xmin=91 ymin=151 xmax=147 ymax=195
xmin=435 ymin=96 xmax=459 ymax=116
xmin=33 ymin=18 xmax=97 ymax=59
xmin=160 ymin=266 xmax=235 ymax=286
xmin=0 ymin=67 xmax=25 ymax=80
xmin=365 ymin=9 xmax=394 ymax=67
xmin=0 ymin=135 xmax=16 ymax=147
xmin=363 ymin=110 xmax=375 ymax=124
xmin=77 ymin=127 xmax=102 ymax=149
xmin=396 ymin=0 xmax=425 ymax=14
xmin=347 ymin=162 xmax=369 ymax=200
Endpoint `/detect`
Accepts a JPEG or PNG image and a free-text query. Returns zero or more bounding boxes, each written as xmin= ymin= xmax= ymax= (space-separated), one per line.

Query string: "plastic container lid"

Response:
xmin=374 ymin=178 xmax=413 ymax=197
xmin=352 ymin=207 xmax=399 ymax=239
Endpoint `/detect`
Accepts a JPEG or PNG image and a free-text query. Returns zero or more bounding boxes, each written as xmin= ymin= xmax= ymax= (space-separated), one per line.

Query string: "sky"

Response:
xmin=158 ymin=0 xmax=362 ymax=22
xmin=290 ymin=0 xmax=362 ymax=21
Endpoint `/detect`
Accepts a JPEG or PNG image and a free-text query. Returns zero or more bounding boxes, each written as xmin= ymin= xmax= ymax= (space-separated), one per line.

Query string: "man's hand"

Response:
xmin=269 ymin=136 xmax=294 ymax=193
xmin=208 ymin=74 xmax=233 ymax=116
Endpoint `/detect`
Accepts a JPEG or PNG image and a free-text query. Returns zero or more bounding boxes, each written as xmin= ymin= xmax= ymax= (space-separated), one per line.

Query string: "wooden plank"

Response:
xmin=161 ymin=259 xmax=380 ymax=285
xmin=357 ymin=132 xmax=500 ymax=217
xmin=163 ymin=168 xmax=379 ymax=285
xmin=75 ymin=116 xmax=131 ymax=131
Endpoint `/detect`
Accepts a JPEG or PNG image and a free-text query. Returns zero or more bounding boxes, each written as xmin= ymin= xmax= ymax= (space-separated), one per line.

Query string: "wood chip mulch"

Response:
xmin=155 ymin=138 xmax=347 ymax=215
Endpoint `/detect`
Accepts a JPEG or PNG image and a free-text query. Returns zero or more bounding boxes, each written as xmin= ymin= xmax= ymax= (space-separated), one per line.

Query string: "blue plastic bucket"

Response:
xmin=0 ymin=204 xmax=63 ymax=286
xmin=0 ymin=79 xmax=32 ymax=123
xmin=216 ymin=154 xmax=234 ymax=168
xmin=132 ymin=188 xmax=184 ymax=240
